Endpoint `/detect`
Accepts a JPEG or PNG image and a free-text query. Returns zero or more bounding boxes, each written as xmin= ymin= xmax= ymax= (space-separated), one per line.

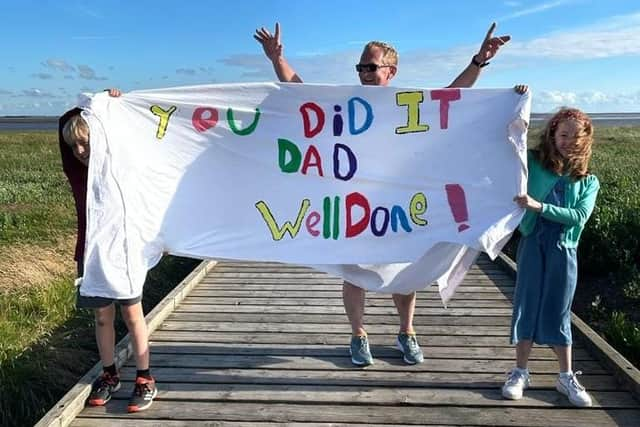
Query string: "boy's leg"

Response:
xmin=86 ymin=303 xmax=121 ymax=406
xmin=120 ymin=302 xmax=149 ymax=370
xmin=392 ymin=292 xmax=424 ymax=364
xmin=120 ymin=300 xmax=158 ymax=412
xmin=95 ymin=304 xmax=117 ymax=367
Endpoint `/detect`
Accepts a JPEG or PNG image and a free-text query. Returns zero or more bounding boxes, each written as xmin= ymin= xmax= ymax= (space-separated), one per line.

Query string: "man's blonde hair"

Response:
xmin=62 ymin=114 xmax=89 ymax=145
xmin=364 ymin=41 xmax=399 ymax=66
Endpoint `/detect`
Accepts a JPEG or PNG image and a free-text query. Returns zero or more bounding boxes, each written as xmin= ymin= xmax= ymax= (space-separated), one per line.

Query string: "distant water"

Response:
xmin=1 ymin=113 xmax=640 ymax=131
xmin=0 ymin=117 xmax=58 ymax=131
xmin=531 ymin=113 xmax=640 ymax=127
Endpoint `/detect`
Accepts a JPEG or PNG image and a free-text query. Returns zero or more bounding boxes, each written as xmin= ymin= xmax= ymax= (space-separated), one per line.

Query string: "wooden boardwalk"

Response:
xmin=48 ymin=256 xmax=640 ymax=426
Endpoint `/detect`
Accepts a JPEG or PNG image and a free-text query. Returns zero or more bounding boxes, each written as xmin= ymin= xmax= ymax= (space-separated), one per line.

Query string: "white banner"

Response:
xmin=78 ymin=83 xmax=530 ymax=301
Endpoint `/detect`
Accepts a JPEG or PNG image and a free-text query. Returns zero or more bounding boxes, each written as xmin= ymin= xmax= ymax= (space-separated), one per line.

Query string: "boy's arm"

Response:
xmin=447 ymin=23 xmax=510 ymax=88
xmin=254 ymin=22 xmax=303 ymax=83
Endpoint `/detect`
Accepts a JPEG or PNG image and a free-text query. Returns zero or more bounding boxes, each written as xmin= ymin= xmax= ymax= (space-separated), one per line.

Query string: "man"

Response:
xmin=254 ymin=23 xmax=510 ymax=366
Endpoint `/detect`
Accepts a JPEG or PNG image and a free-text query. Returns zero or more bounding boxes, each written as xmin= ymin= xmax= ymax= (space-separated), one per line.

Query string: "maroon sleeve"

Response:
xmin=59 ymin=108 xmax=88 ymax=262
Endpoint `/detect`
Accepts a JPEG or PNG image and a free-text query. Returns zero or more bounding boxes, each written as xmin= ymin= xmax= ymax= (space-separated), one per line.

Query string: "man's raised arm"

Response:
xmin=447 ymin=22 xmax=510 ymax=88
xmin=254 ymin=22 xmax=303 ymax=83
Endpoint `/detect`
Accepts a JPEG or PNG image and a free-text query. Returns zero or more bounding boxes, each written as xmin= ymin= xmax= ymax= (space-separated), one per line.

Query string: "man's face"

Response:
xmin=357 ymin=46 xmax=396 ymax=86
xmin=68 ymin=134 xmax=90 ymax=166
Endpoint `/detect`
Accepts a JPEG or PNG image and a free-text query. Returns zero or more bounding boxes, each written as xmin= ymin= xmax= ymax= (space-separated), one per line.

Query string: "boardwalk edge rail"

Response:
xmin=493 ymin=251 xmax=640 ymax=401
xmin=34 ymin=259 xmax=218 ymax=427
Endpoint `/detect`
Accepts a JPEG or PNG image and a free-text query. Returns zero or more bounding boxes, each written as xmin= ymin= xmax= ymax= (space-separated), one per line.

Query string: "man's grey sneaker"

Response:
xmin=502 ymin=368 xmax=530 ymax=400
xmin=350 ymin=335 xmax=373 ymax=366
xmin=127 ymin=376 xmax=158 ymax=413
xmin=556 ymin=371 xmax=593 ymax=407
xmin=88 ymin=371 xmax=121 ymax=406
xmin=396 ymin=333 xmax=424 ymax=364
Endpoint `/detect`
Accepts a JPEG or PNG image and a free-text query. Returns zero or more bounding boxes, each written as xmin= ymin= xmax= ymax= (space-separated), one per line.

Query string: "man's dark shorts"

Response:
xmin=76 ymin=262 xmax=142 ymax=309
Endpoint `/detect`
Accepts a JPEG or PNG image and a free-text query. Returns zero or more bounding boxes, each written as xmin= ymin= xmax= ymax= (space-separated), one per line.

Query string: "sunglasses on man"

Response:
xmin=355 ymin=63 xmax=394 ymax=73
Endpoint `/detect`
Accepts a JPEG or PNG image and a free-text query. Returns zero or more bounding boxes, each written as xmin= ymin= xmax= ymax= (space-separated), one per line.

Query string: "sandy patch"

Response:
xmin=0 ymin=237 xmax=76 ymax=293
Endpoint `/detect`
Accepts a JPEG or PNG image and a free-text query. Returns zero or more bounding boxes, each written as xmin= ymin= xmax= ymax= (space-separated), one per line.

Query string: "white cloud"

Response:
xmin=22 ymin=89 xmax=56 ymax=98
xmin=533 ymin=89 xmax=640 ymax=112
xmin=77 ymin=64 xmax=108 ymax=80
xmin=43 ymin=58 xmax=75 ymax=72
xmin=499 ymin=0 xmax=574 ymax=21
xmin=505 ymin=12 xmax=640 ymax=60
xmin=176 ymin=68 xmax=197 ymax=76
xmin=32 ymin=72 xmax=54 ymax=80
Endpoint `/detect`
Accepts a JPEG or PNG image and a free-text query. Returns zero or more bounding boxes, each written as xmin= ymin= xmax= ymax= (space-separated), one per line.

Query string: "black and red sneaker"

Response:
xmin=87 ymin=372 xmax=121 ymax=406
xmin=127 ymin=376 xmax=158 ymax=412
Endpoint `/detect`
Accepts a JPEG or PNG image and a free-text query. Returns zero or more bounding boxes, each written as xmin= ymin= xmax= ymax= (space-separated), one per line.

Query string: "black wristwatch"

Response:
xmin=471 ymin=56 xmax=490 ymax=68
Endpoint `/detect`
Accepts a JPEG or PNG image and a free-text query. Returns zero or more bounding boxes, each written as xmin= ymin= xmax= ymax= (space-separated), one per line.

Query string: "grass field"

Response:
xmin=1 ymin=126 xmax=638 ymax=426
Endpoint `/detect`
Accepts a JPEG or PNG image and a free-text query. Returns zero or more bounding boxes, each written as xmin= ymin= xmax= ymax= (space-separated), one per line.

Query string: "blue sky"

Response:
xmin=1 ymin=0 xmax=639 ymax=115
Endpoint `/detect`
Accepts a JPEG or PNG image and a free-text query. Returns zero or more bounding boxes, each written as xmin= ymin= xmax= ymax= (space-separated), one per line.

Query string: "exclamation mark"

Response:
xmin=445 ymin=184 xmax=470 ymax=232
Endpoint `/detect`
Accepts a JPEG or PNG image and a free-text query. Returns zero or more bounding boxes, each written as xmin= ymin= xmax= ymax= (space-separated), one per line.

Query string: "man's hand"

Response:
xmin=514 ymin=84 xmax=528 ymax=94
xmin=474 ymin=22 xmax=511 ymax=65
xmin=513 ymin=194 xmax=542 ymax=212
xmin=105 ymin=88 xmax=122 ymax=97
xmin=254 ymin=23 xmax=283 ymax=63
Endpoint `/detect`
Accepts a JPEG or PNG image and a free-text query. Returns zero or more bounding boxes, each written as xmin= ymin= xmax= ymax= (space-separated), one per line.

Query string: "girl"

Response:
xmin=502 ymin=105 xmax=600 ymax=407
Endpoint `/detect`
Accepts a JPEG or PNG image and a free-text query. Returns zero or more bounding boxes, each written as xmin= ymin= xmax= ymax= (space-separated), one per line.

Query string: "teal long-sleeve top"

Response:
xmin=519 ymin=150 xmax=600 ymax=248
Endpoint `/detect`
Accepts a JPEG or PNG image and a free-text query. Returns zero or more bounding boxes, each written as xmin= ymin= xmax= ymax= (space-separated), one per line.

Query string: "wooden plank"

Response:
xmin=74 ymin=402 xmax=640 ymax=426
xmin=187 ymin=290 xmax=513 ymax=299
xmin=73 ymin=421 xmax=446 ymax=427
xmin=130 ymin=352 xmax=607 ymax=374
xmin=198 ymin=277 xmax=516 ymax=285
xmin=147 ymin=331 xmax=535 ymax=347
xmin=148 ymin=341 xmax=593 ymax=361
xmin=197 ymin=284 xmax=515 ymax=292
xmin=157 ymin=320 xmax=512 ymax=336
xmin=179 ymin=297 xmax=513 ymax=308
xmin=116 ymin=366 xmax=621 ymax=391
xmin=108 ymin=382 xmax=639 ymax=408
xmin=175 ymin=303 xmax=514 ymax=316
xmin=165 ymin=312 xmax=514 ymax=326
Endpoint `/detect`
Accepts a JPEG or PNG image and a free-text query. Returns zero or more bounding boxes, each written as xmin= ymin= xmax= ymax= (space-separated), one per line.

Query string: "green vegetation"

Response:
xmin=0 ymin=131 xmax=76 ymax=244
xmin=0 ymin=130 xmax=199 ymax=427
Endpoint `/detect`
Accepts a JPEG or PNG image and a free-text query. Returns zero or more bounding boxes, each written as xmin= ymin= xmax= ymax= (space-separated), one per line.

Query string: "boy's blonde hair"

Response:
xmin=62 ymin=114 xmax=89 ymax=145
xmin=364 ymin=41 xmax=399 ymax=66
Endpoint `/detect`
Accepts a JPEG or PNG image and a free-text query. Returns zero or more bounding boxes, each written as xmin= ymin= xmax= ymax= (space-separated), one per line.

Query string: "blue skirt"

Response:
xmin=510 ymin=221 xmax=577 ymax=346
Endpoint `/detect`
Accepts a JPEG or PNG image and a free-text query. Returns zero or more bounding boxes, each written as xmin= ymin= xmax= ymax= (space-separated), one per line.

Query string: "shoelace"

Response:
xmin=406 ymin=336 xmax=418 ymax=350
xmin=134 ymin=382 xmax=153 ymax=397
xmin=355 ymin=337 xmax=368 ymax=351
xmin=505 ymin=369 xmax=527 ymax=386
xmin=567 ymin=371 xmax=585 ymax=392
xmin=97 ymin=374 xmax=118 ymax=390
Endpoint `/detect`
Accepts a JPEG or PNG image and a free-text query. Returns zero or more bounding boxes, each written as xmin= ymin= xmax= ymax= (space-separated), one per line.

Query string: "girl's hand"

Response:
xmin=513 ymin=194 xmax=542 ymax=212
xmin=106 ymin=88 xmax=122 ymax=97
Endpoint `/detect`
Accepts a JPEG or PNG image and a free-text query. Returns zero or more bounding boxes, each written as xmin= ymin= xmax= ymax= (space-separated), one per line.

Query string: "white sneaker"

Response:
xmin=502 ymin=368 xmax=530 ymax=400
xmin=556 ymin=371 xmax=593 ymax=407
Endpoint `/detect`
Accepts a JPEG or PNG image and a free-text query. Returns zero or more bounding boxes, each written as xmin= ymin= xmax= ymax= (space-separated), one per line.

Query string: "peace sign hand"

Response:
xmin=474 ymin=22 xmax=511 ymax=65
xmin=254 ymin=23 xmax=283 ymax=63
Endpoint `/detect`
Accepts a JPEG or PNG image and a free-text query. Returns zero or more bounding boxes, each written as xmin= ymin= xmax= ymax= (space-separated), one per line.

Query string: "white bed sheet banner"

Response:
xmin=78 ymin=83 xmax=531 ymax=303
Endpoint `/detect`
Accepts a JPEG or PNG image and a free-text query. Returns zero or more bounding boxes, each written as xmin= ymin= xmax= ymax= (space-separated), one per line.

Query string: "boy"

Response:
xmin=59 ymin=88 xmax=157 ymax=412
